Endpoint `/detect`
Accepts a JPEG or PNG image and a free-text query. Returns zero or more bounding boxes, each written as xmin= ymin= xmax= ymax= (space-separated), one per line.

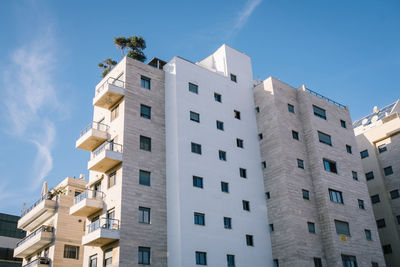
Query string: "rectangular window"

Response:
xmin=214 ymin=93 xmax=222 ymax=102
xmin=141 ymin=76 xmax=151 ymax=89
xmin=384 ymin=166 xmax=393 ymax=176
xmin=239 ymin=168 xmax=247 ymax=178
xmin=397 ymin=215 xmax=400 ymax=224
xmin=340 ymin=120 xmax=347 ymax=128
xmin=194 ymin=212 xmax=205 ymax=226
xmin=246 ymin=235 xmax=254 ymax=246
xmin=292 ymin=130 xmax=299 ymax=140
xmin=358 ymin=199 xmax=365 ymax=209
xmin=195 ymin=251 xmax=207 ymax=265
xmin=139 ymin=170 xmax=151 ymax=186
xmin=255 ymin=106 xmax=260 ymax=113
xmin=110 ymin=104 xmax=119 ymax=121
xmin=302 ymin=189 xmax=310 ymax=200
xmin=314 ymin=258 xmax=322 ymax=267
xmin=219 ymin=150 xmax=227 ymax=161
xmin=365 ymin=229 xmax=372 ymax=240
xmin=288 ymin=104 xmax=295 ymax=113
xmin=352 ymin=171 xmax=358 ymax=180
xmin=341 ymin=255 xmax=357 ymax=267
xmin=140 ymin=104 xmax=151 ymax=119
xmin=265 ymin=192 xmax=271 ymax=200
xmin=230 ymin=74 xmax=237 ymax=82
xmin=365 ymin=171 xmax=374 ymax=181
xmin=334 ymin=220 xmax=350 ymax=236
xmin=138 ymin=207 xmax=150 ymax=224
xmin=189 ymin=82 xmax=198 ymax=94
xmin=190 ymin=111 xmax=200 ymax=123
xmin=216 ymin=120 xmax=224 ymax=130
xmin=236 ymin=138 xmax=243 ymax=148
xmin=191 ymin=142 xmax=202 ymax=154
xmin=234 ymin=110 xmax=241 ymax=120
xmin=89 ymin=255 xmax=97 ymax=267
xmin=227 ymin=254 xmax=235 ymax=267
xmin=138 ymin=247 xmax=151 ymax=265
xmin=140 ymin=135 xmax=151 ymax=151
xmin=371 ymin=194 xmax=380 ymax=204
xmin=64 ymin=245 xmax=79 ymax=259
xmin=318 ymin=131 xmax=332 ymax=146
xmin=108 ymin=171 xmax=116 ymax=188
xmin=383 ymin=244 xmax=392 ymax=254
xmin=297 ymin=159 xmax=304 ymax=169
xmin=269 ymin=224 xmax=274 ymax=232
xmin=224 ymin=217 xmax=232 ymax=229
xmin=378 ymin=144 xmax=387 ymax=153
xmin=346 ymin=145 xmax=352 ymax=154
xmin=323 ymin=159 xmax=337 ymax=173
xmin=329 ymin=189 xmax=343 ymax=204
xmin=258 ymin=133 xmax=263 ymax=140
xmin=313 ymin=105 xmax=326 ymax=119
xmin=104 ymin=248 xmax=112 ymax=266
xmin=262 ymin=161 xmax=267 ymax=169
xmin=193 ymin=176 xmax=203 ymax=189
xmin=221 ymin=182 xmax=229 ymax=193
xmin=390 ymin=189 xmax=399 ymax=199
xmin=242 ymin=200 xmax=250 ymax=211
xmin=360 ymin=149 xmax=369 ymax=158
xmin=372 ymin=262 xmax=379 ymax=267
xmin=274 ymin=259 xmax=279 ymax=267
xmin=376 ymin=219 xmax=386 ymax=228
xmin=308 ymin=222 xmax=316 ymax=233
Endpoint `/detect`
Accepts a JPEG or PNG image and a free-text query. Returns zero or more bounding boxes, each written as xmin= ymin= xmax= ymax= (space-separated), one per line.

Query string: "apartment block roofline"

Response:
xmin=353 ymin=99 xmax=400 ymax=128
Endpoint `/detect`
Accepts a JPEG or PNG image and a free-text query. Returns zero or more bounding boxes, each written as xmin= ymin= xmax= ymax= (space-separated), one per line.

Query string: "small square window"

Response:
xmin=269 ymin=224 xmax=274 ymax=232
xmin=366 ymin=171 xmax=374 ymax=181
xmin=216 ymin=120 xmax=224 ymax=131
xmin=191 ymin=142 xmax=202 ymax=154
xmin=376 ymin=219 xmax=386 ymax=228
xmin=390 ymin=189 xmax=399 ymax=199
xmin=239 ymin=168 xmax=247 ymax=178
xmin=141 ymin=76 xmax=151 ymax=89
xmin=189 ymin=82 xmax=198 ymax=94
xmin=383 ymin=244 xmax=392 ymax=254
xmin=261 ymin=161 xmax=267 ymax=169
xmin=242 ymin=200 xmax=250 ymax=211
xmin=358 ymin=199 xmax=365 ymax=209
xmin=265 ymin=192 xmax=270 ymax=200
xmin=313 ymin=105 xmax=326 ymax=120
xmin=140 ymin=135 xmax=151 ymax=151
xmin=346 ymin=145 xmax=352 ymax=154
xmin=323 ymin=159 xmax=337 ymax=173
xmin=334 ymin=220 xmax=350 ymax=236
xmin=384 ymin=166 xmax=393 ymax=176
xmin=138 ymin=247 xmax=151 ymax=265
xmin=292 ymin=130 xmax=299 ymax=140
xmin=365 ymin=229 xmax=372 ymax=240
xmin=234 ymin=110 xmax=241 ymax=120
xmin=230 ymin=74 xmax=237 ymax=82
xmin=138 ymin=207 xmax=151 ymax=224
xmin=329 ymin=189 xmax=343 ymax=204
xmin=221 ymin=182 xmax=229 ymax=193
xmin=139 ymin=170 xmax=151 ymax=186
xmin=378 ymin=144 xmax=387 ymax=153
xmin=255 ymin=106 xmax=260 ymax=113
xmin=224 ymin=217 xmax=232 ymax=229
xmin=194 ymin=212 xmax=205 ymax=226
xmin=227 ymin=254 xmax=235 ymax=267
xmin=318 ymin=131 xmax=332 ymax=146
xmin=360 ymin=149 xmax=369 ymax=159
xmin=195 ymin=251 xmax=207 ymax=265
xmin=302 ymin=189 xmax=310 ymax=200
xmin=219 ymin=150 xmax=227 ymax=161
xmin=64 ymin=245 xmax=79 ymax=259
xmin=236 ymin=138 xmax=244 ymax=148
xmin=214 ymin=93 xmax=222 ymax=102
xmin=308 ymin=222 xmax=316 ymax=233
xmin=288 ymin=104 xmax=295 ymax=113
xmin=314 ymin=257 xmax=322 ymax=267
xmin=371 ymin=194 xmax=380 ymax=204
xmin=372 ymin=262 xmax=379 ymax=267
xmin=140 ymin=104 xmax=151 ymax=119
xmin=340 ymin=120 xmax=347 ymax=128
xmin=352 ymin=171 xmax=358 ymax=181
xmin=190 ymin=111 xmax=200 ymax=123
xmin=297 ymin=159 xmax=305 ymax=169
xmin=258 ymin=133 xmax=263 ymax=140
xmin=193 ymin=176 xmax=203 ymax=189
xmin=246 ymin=234 xmax=254 ymax=246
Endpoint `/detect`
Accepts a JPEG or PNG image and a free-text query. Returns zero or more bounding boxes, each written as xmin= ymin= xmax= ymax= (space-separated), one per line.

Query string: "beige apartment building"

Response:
xmin=254 ymin=77 xmax=386 ymax=266
xmin=354 ymin=100 xmax=400 ymax=267
xmin=13 ymin=177 xmax=86 ymax=267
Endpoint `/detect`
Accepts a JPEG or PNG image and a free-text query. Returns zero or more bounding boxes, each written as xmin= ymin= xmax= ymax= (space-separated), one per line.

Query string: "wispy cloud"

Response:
xmin=227 ymin=0 xmax=263 ymax=39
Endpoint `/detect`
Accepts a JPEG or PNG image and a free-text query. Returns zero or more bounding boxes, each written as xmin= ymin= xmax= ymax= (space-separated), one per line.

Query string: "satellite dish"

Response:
xmin=362 ymin=118 xmax=368 ymax=125
xmin=371 ymin=115 xmax=378 ymax=123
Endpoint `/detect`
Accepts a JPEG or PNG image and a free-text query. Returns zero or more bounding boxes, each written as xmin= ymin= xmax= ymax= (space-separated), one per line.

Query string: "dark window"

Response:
xmin=378 ymin=145 xmax=387 ymax=153
xmin=288 ymin=104 xmax=295 ymax=113
xmin=376 ymin=219 xmax=386 ymax=228
xmin=242 ymin=200 xmax=250 ymax=211
xmin=340 ymin=120 xmax=347 ymax=128
xmin=138 ymin=247 xmax=151 ymax=265
xmin=308 ymin=222 xmax=316 ymax=233
xmin=108 ymin=171 xmax=116 ymax=188
xmin=224 ymin=217 xmax=232 ymax=229
xmin=382 ymin=244 xmax=392 ymax=254
xmin=230 ymin=74 xmax=237 ymax=82
xmin=219 ymin=150 xmax=227 ymax=161
xmin=190 ymin=111 xmax=200 ymax=122
xmin=140 ymin=104 xmax=151 ymax=119
xmin=371 ymin=194 xmax=380 ymax=204
xmin=195 ymin=251 xmax=207 ymax=265
xmin=193 ymin=176 xmax=203 ymax=188
xmin=194 ymin=212 xmax=205 ymax=225
xmin=246 ymin=235 xmax=254 ymax=246
xmin=323 ymin=159 xmax=337 ymax=173
xmin=358 ymin=199 xmax=365 ymax=209
xmin=236 ymin=138 xmax=244 ymax=148
xmin=396 ymin=215 xmax=400 ymax=224
xmin=138 ymin=207 xmax=150 ymax=224
xmin=334 ymin=220 xmax=350 ymax=236
xmin=189 ymin=82 xmax=198 ymax=94
xmin=234 ymin=110 xmax=241 ymax=120
xmin=346 ymin=145 xmax=352 ymax=154
xmin=265 ymin=192 xmax=271 ymax=200
xmin=390 ymin=189 xmax=399 ymax=199
xmin=297 ymin=159 xmax=305 ymax=169
xmin=360 ymin=150 xmax=369 ymax=159
xmin=329 ymin=189 xmax=343 ymax=204
xmin=139 ymin=170 xmax=151 ymax=186
xmin=221 ymin=182 xmax=229 ymax=193
xmin=255 ymin=106 xmax=260 ymax=113
xmin=274 ymin=259 xmax=279 ymax=267
xmin=384 ymin=166 xmax=393 ymax=176
xmin=227 ymin=254 xmax=235 ymax=267
xmin=64 ymin=245 xmax=79 ymax=259
xmin=216 ymin=120 xmax=224 ymax=130
xmin=341 ymin=255 xmax=357 ymax=267
xmin=269 ymin=224 xmax=274 ymax=232
xmin=302 ymin=189 xmax=310 ymax=200
xmin=352 ymin=171 xmax=358 ymax=180
xmin=313 ymin=105 xmax=326 ymax=120
xmin=140 ymin=135 xmax=151 ymax=151
xmin=372 ymin=262 xmax=379 ymax=267
xmin=104 ymin=248 xmax=112 ymax=266
xmin=239 ymin=168 xmax=247 ymax=178
xmin=89 ymin=254 xmax=97 ymax=267
xmin=191 ymin=142 xmax=202 ymax=154
xmin=318 ymin=131 xmax=332 ymax=146
xmin=314 ymin=258 xmax=322 ymax=267
xmin=365 ymin=229 xmax=372 ymax=240
xmin=141 ymin=76 xmax=151 ymax=89
xmin=214 ymin=93 xmax=222 ymax=102
xmin=292 ymin=130 xmax=299 ymax=140
xmin=258 ymin=133 xmax=263 ymax=140
xmin=261 ymin=161 xmax=267 ymax=169
xmin=366 ymin=171 xmax=374 ymax=181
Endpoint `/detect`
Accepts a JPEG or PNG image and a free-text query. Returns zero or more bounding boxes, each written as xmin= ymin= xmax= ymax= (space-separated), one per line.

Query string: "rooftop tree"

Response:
xmin=98 ymin=58 xmax=117 ymax=78
xmin=114 ymin=35 xmax=146 ymax=62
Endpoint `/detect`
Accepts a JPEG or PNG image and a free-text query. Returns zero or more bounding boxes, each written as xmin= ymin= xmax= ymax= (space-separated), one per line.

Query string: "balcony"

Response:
xmin=82 ymin=218 xmax=120 ymax=247
xmin=70 ymin=190 xmax=105 ymax=217
xmin=88 ymin=141 xmax=123 ymax=173
xmin=93 ymin=77 xmax=125 ymax=109
xmin=18 ymin=195 xmax=56 ymax=231
xmin=76 ymin=122 xmax=109 ymax=151
xmin=23 ymin=257 xmax=50 ymax=267
xmin=14 ymin=226 xmax=53 ymax=258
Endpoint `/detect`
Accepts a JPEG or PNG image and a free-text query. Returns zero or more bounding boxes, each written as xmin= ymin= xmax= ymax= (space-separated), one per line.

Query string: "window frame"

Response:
xmin=138 ymin=207 xmax=151 ymax=224
xmin=329 ymin=189 xmax=344 ymax=204
xmin=195 ymin=251 xmax=207 ymax=265
xmin=63 ymin=245 xmax=79 ymax=260
xmin=307 ymin=222 xmax=316 ymax=233
xmin=140 ymin=76 xmax=151 ymax=90
xmin=360 ymin=149 xmax=369 ymax=159
xmin=188 ymin=82 xmax=198 ymax=94
xmin=190 ymin=111 xmax=200 ymax=123
xmin=140 ymin=135 xmax=152 ymax=151
xmin=313 ymin=105 xmax=327 ymax=120
xmin=334 ymin=220 xmax=350 ymax=236
xmin=139 ymin=170 xmax=151 ymax=186
xmin=288 ymin=104 xmax=295 ymax=113
xmin=191 ymin=142 xmax=202 ymax=154
xmin=193 ymin=176 xmax=203 ymax=189
xmin=224 ymin=217 xmax=232 ymax=229
xmin=140 ymin=104 xmax=151 ymax=119
xmin=323 ymin=159 xmax=337 ymax=174
xmin=318 ymin=131 xmax=332 ymax=146
xmin=194 ymin=212 xmax=205 ymax=226
xmin=138 ymin=246 xmax=151 ymax=265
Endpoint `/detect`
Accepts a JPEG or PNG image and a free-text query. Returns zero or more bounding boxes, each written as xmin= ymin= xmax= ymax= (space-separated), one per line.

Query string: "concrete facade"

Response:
xmin=354 ymin=100 xmax=400 ymax=267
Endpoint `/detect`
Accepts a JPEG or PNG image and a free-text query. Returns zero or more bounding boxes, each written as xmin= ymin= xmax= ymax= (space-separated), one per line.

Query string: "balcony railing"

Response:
xmin=21 ymin=195 xmax=50 ymax=217
xmin=87 ymin=218 xmax=120 ymax=233
xmin=74 ymin=190 xmax=105 ymax=205
xmin=96 ymin=77 xmax=125 ymax=96
xmin=16 ymin=226 xmax=53 ymax=248
xmin=306 ymin=88 xmax=347 ymax=109
xmin=23 ymin=257 xmax=50 ymax=267
xmin=91 ymin=141 xmax=123 ymax=159
xmin=79 ymin=122 xmax=109 ymax=137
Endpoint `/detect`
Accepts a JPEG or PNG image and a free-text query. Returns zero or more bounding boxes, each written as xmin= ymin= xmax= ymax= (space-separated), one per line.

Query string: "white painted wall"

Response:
xmin=165 ymin=45 xmax=273 ymax=267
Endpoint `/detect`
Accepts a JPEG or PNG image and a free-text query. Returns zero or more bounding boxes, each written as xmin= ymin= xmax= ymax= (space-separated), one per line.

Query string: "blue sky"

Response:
xmin=0 ymin=0 xmax=399 ymax=215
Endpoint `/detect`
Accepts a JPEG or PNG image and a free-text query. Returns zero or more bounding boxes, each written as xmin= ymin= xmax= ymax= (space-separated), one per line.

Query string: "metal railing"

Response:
xmin=23 ymin=257 xmax=50 ymax=267
xmin=74 ymin=189 xmax=105 ymax=204
xmin=87 ymin=218 xmax=120 ymax=233
xmin=91 ymin=141 xmax=123 ymax=159
xmin=95 ymin=77 xmax=125 ymax=96
xmin=79 ymin=121 xmax=109 ymax=137
xmin=16 ymin=226 xmax=53 ymax=247
xmin=306 ymin=88 xmax=347 ymax=109
xmin=21 ymin=194 xmax=51 ymax=217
